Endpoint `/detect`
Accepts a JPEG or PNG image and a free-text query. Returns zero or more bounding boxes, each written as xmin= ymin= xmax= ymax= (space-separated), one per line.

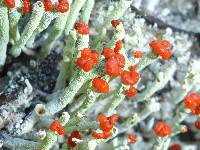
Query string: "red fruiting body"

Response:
xmin=114 ymin=40 xmax=123 ymax=53
xmin=67 ymin=136 xmax=76 ymax=148
xmin=76 ymin=58 xmax=95 ymax=72
xmin=121 ymin=70 xmax=139 ymax=85
xmin=111 ymin=19 xmax=120 ymax=28
xmin=130 ymin=64 xmax=137 ymax=72
xmin=105 ymin=57 xmax=121 ymax=77
xmin=169 ymin=144 xmax=181 ymax=150
xmin=76 ymin=21 xmax=90 ymax=35
xmin=128 ymin=134 xmax=137 ymax=144
xmin=102 ymin=48 xmax=115 ymax=59
xmin=67 ymin=131 xmax=82 ymax=148
xmin=125 ymin=86 xmax=137 ymax=97
xmin=82 ymin=59 xmax=95 ymax=72
xmin=81 ymin=48 xmax=91 ymax=59
xmin=92 ymin=114 xmax=118 ymax=139
xmin=100 ymin=122 xmax=113 ymax=132
xmin=192 ymin=105 xmax=200 ymax=115
xmin=70 ymin=131 xmax=82 ymax=139
xmin=195 ymin=121 xmax=200 ymax=129
xmin=57 ymin=0 xmax=69 ymax=13
xmin=76 ymin=57 xmax=87 ymax=68
xmin=92 ymin=77 xmax=109 ymax=94
xmin=91 ymin=130 xmax=111 ymax=139
xmin=154 ymin=121 xmax=172 ymax=137
xmin=57 ymin=3 xmax=69 ymax=13
xmin=91 ymin=131 xmax=111 ymax=139
xmin=114 ymin=53 xmax=125 ymax=68
xmin=133 ymin=51 xmax=143 ymax=58
xmin=91 ymin=51 xmax=99 ymax=63
xmin=108 ymin=114 xmax=119 ymax=125
xmin=149 ymin=40 xmax=172 ymax=60
xmin=184 ymin=93 xmax=200 ymax=115
xmin=161 ymin=50 xmax=172 ymax=60
xmin=149 ymin=40 xmax=162 ymax=50
xmin=76 ymin=48 xmax=99 ymax=72
xmin=3 ymin=0 xmax=15 ymax=8
xmin=44 ymin=0 xmax=54 ymax=12
xmin=161 ymin=40 xmax=170 ymax=48
xmin=98 ymin=114 xmax=108 ymax=125
xmin=49 ymin=119 xmax=66 ymax=135
xmin=91 ymin=131 xmax=104 ymax=139
xmin=21 ymin=0 xmax=32 ymax=14
xmin=102 ymin=131 xmax=111 ymax=139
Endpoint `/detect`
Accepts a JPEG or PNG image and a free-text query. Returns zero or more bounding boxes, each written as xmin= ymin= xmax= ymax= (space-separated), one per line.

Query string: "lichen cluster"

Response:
xmin=0 ymin=0 xmax=200 ymax=150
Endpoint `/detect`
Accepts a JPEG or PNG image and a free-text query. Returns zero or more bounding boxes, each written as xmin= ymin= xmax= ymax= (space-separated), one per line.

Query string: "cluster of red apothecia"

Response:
xmin=91 ymin=114 xmax=119 ymax=139
xmin=75 ymin=19 xmax=142 ymax=97
xmin=153 ymin=121 xmax=172 ymax=137
xmin=49 ymin=119 xmax=66 ymax=135
xmin=4 ymin=0 xmax=32 ymax=14
xmin=44 ymin=0 xmax=69 ymax=13
xmin=34 ymin=114 xmax=136 ymax=149
xmin=76 ymin=20 xmax=90 ymax=35
xmin=133 ymin=50 xmax=143 ymax=58
xmin=76 ymin=48 xmax=99 ymax=72
xmin=3 ymin=0 xmax=69 ymax=13
xmin=149 ymin=39 xmax=172 ymax=60
xmin=184 ymin=92 xmax=200 ymax=130
xmin=35 ymin=119 xmax=82 ymax=149
xmin=128 ymin=134 xmax=137 ymax=144
xmin=75 ymin=19 xmax=173 ymax=98
xmin=91 ymin=114 xmax=137 ymax=144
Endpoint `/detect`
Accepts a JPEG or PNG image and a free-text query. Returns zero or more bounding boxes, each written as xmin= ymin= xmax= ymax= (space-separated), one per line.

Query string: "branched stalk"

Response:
xmin=120 ymin=97 xmax=160 ymax=132
xmin=65 ymin=121 xmax=98 ymax=133
xmin=0 ymin=133 xmax=39 ymax=149
xmin=103 ymin=52 xmax=159 ymax=114
xmin=8 ymin=9 xmax=21 ymax=43
xmin=74 ymin=127 xmax=118 ymax=150
xmin=153 ymin=137 xmax=170 ymax=150
xmin=175 ymin=60 xmax=200 ymax=104
xmin=26 ymin=12 xmax=58 ymax=48
xmin=65 ymin=0 xmax=87 ymax=35
xmin=103 ymin=86 xmax=125 ymax=115
xmin=92 ymin=0 xmax=133 ymax=49
xmin=133 ymin=61 xmax=176 ymax=102
xmin=54 ymin=30 xmax=77 ymax=91
xmin=80 ymin=0 xmax=95 ymax=23
xmin=0 ymin=6 xmax=9 ymax=67
xmin=72 ymin=88 xmax=99 ymax=115
xmin=103 ymin=0 xmax=134 ymax=29
xmin=37 ymin=112 xmax=70 ymax=150
xmin=45 ymin=70 xmax=95 ymax=116
xmin=10 ymin=1 xmax=45 ymax=57
xmin=41 ymin=0 xmax=73 ymax=56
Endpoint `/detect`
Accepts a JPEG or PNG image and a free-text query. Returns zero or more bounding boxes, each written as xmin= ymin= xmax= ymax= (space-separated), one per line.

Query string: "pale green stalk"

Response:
xmin=0 ymin=6 xmax=9 ymax=67
xmin=65 ymin=0 xmax=87 ymax=35
xmin=10 ymin=1 xmax=44 ymax=57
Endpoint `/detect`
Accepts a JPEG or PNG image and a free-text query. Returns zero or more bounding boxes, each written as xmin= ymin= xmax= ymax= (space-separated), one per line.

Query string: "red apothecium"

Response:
xmin=154 ymin=121 xmax=172 ymax=137
xmin=128 ymin=134 xmax=137 ymax=144
xmin=67 ymin=130 xmax=82 ymax=148
xmin=92 ymin=77 xmax=109 ymax=94
xmin=76 ymin=20 xmax=90 ymax=35
xmin=49 ymin=119 xmax=66 ymax=135
xmin=111 ymin=19 xmax=120 ymax=28
xmin=149 ymin=40 xmax=172 ymax=60
xmin=3 ymin=0 xmax=15 ymax=8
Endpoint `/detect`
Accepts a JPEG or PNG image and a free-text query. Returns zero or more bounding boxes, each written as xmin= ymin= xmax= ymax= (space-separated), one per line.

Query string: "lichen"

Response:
xmin=0 ymin=0 xmax=200 ymax=150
